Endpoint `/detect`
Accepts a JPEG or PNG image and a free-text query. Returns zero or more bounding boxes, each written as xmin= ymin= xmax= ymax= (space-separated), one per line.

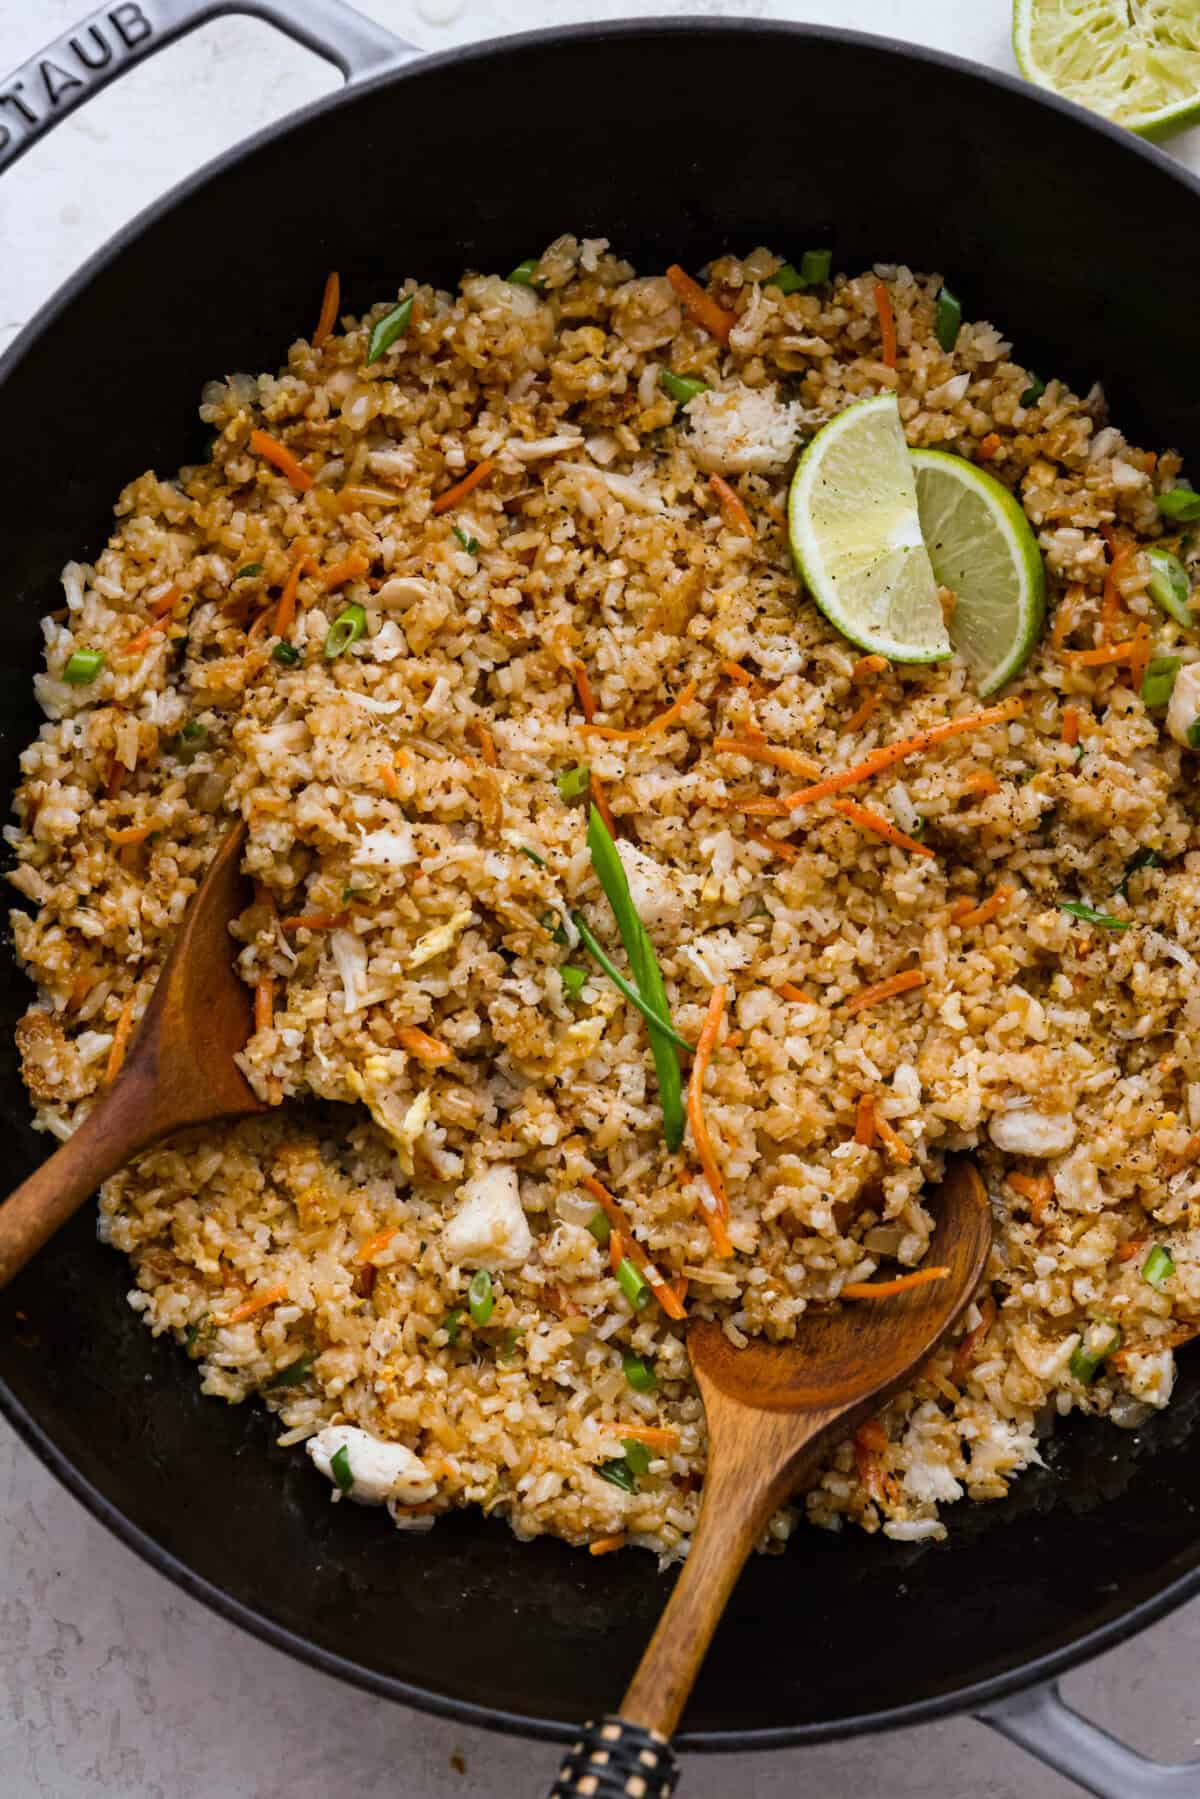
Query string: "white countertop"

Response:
xmin=3 ymin=3 xmax=1200 ymax=1793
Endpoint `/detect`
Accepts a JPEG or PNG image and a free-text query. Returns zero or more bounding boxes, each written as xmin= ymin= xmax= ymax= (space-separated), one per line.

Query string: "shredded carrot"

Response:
xmin=842 ymin=1266 xmax=950 ymax=1300
xmin=281 ymin=910 xmax=348 ymax=933
xmin=855 ymin=1094 xmax=876 ymax=1147
xmin=148 ymin=584 xmax=182 ymax=619
xmin=379 ymin=763 xmax=399 ymax=797
xmin=830 ymin=796 xmax=933 ymax=859
xmin=246 ymin=605 xmax=275 ymax=645
xmin=712 ymin=736 xmax=822 ymax=780
xmin=254 ymin=977 xmax=274 ymax=1035
xmin=249 ymin=428 xmax=313 ymax=493
xmin=697 ymin=1194 xmax=734 ymax=1259
xmin=1128 ymin=620 xmax=1152 ymax=696
xmin=724 ymin=1030 xmax=742 ymax=1050
xmin=1052 ymin=590 xmax=1077 ymax=648
xmin=396 ymin=1025 xmax=452 ymax=1065
xmin=123 ymin=616 xmax=172 ymax=657
xmin=105 ymin=818 xmax=166 ymax=846
xmin=873 ymin=281 xmax=898 ymax=368
xmin=856 ymin=1417 xmax=889 ymax=1454
xmin=665 ymin=263 xmax=735 ymax=343
xmin=1099 ymin=527 xmax=1132 ymax=643
xmin=1006 ymin=1171 xmax=1052 ymax=1222
xmin=843 ymin=691 xmax=881 ymax=734
xmin=957 ymin=884 xmax=1014 ymax=930
xmin=952 ymin=1294 xmax=997 ymax=1378
xmin=978 ymin=432 xmax=1002 ymax=461
xmin=948 ymin=896 xmax=975 ymax=923
xmin=66 ymin=970 xmax=93 ymax=1015
xmin=687 ymin=986 xmax=729 ymax=1219
xmin=719 ymin=658 xmax=766 ymax=696
xmin=221 ymin=1281 xmax=288 ymax=1325
xmin=1117 ymin=1237 xmax=1149 ymax=1264
xmin=312 ymin=269 xmax=340 ymax=349
xmin=105 ymin=759 xmax=127 ymax=801
xmin=709 ymin=473 xmax=754 ymax=537
xmin=1166 ymin=1133 xmax=1200 ymax=1175
xmin=589 ymin=681 xmax=699 ymax=743
xmin=319 ymin=549 xmax=369 ymax=590
xmin=572 ymin=661 xmax=598 ymax=722
xmin=776 ymin=981 xmax=815 ymax=1003
xmin=874 ymin=1112 xmax=913 ymax=1164
xmin=853 ymin=1421 xmax=895 ymax=1507
xmin=608 ymin=1227 xmax=625 ymax=1275
xmin=964 ymin=769 xmax=1000 ymax=796
xmin=589 ymin=773 xmax=618 ymax=838
xmin=852 ymin=654 xmax=889 ymax=682
xmin=432 ymin=459 xmax=494 ymax=514
xmin=582 ymin=1175 xmax=688 ymax=1321
xmin=605 ymin=1423 xmax=679 ymax=1449
xmin=1062 ymin=637 xmax=1141 ymax=668
xmin=843 ymin=967 xmax=926 ymax=1015
xmin=746 ymin=825 xmax=800 ymax=862
xmin=104 ymin=994 xmax=136 ymax=1083
xmin=589 ymin=1532 xmax=627 ymax=1556
xmin=356 ymin=1227 xmax=397 ymax=1266
xmin=471 ymin=721 xmax=498 ymax=767
xmin=781 ymin=698 xmax=1025 ymax=809
xmin=673 ymin=1275 xmax=690 ymax=1306
xmin=274 ymin=545 xmax=312 ymax=640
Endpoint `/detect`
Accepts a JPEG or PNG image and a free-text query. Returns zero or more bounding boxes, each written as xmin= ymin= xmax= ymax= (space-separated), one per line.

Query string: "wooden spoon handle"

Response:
xmin=0 ymin=1065 xmax=155 ymax=1288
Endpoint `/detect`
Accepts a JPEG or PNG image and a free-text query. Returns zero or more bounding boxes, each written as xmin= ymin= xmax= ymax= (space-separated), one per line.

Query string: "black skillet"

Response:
xmin=1 ymin=7 xmax=1199 ymax=1795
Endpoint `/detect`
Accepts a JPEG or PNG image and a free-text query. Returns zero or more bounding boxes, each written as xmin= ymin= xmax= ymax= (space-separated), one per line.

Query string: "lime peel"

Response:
xmin=1013 ymin=0 xmax=1200 ymax=139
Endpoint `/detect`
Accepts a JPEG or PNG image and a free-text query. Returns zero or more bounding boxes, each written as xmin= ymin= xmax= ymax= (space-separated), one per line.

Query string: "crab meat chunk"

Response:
xmin=988 ymin=1107 xmax=1076 ymax=1157
xmin=442 ymin=1166 xmax=532 ymax=1270
xmin=308 ymin=1425 xmax=436 ymax=1506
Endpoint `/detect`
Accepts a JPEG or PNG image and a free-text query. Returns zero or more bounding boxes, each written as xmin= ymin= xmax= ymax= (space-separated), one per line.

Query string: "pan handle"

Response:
xmin=977 ymin=1678 xmax=1200 ymax=1798
xmin=0 ymin=0 xmax=414 ymax=176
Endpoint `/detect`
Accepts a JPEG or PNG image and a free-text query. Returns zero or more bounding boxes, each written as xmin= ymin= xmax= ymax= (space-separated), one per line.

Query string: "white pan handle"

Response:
xmin=0 ymin=0 xmax=415 ymax=174
xmin=978 ymin=1678 xmax=1200 ymax=1798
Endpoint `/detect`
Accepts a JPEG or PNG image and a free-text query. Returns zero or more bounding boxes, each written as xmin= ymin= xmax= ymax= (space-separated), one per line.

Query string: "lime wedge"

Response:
xmin=912 ymin=449 xmax=1046 ymax=697
xmin=1013 ymin=0 xmax=1200 ymax=138
xmin=787 ymin=395 xmax=951 ymax=665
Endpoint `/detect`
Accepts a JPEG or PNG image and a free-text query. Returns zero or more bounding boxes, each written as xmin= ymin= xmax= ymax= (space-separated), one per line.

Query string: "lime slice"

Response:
xmin=788 ymin=395 xmax=951 ymax=664
xmin=912 ymin=449 xmax=1046 ymax=697
xmin=1013 ymin=0 xmax=1200 ymax=138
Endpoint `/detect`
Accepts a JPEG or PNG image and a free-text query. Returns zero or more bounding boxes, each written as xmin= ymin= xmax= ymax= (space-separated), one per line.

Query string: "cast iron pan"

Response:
xmin=2 ymin=8 xmax=1200 ymax=1788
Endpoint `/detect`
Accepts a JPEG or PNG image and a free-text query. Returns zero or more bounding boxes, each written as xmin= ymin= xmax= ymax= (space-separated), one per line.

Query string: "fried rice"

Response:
xmin=9 ymin=236 xmax=1200 ymax=1560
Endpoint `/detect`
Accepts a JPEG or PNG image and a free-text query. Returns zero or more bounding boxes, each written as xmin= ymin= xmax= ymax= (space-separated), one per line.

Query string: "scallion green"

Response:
xmin=622 ymin=1439 xmax=652 ymax=1477
xmin=764 ymin=262 xmax=805 ymax=294
xmin=1019 ymin=375 xmax=1046 ymax=408
xmin=596 ymin=1457 xmax=636 ymax=1493
xmin=443 ymin=1306 xmax=465 ymax=1345
xmin=570 ymin=911 xmax=693 ymax=1052
xmin=556 ymin=764 xmax=590 ymax=801
xmin=452 ymin=525 xmax=480 ymax=555
xmin=268 ymin=1351 xmax=316 ymax=1388
xmin=1117 ymin=849 xmax=1160 ymax=896
xmin=1069 ymin=1319 xmax=1122 ymax=1385
xmin=1059 ymin=900 xmax=1131 ymax=931
xmin=560 ymin=965 xmax=588 ymax=999
xmin=468 ymin=1268 xmax=494 ymax=1326
xmin=366 ymin=296 xmax=414 ymax=364
xmin=330 ymin=1443 xmax=355 ymax=1494
xmin=235 ymin=563 xmax=264 ymax=580
xmin=63 ymin=648 xmax=104 ymax=685
xmin=622 ymin=1352 xmax=657 ymax=1392
xmin=587 ymin=1209 xmax=611 ymax=1248
xmin=800 ymin=248 xmax=832 ymax=284
xmin=934 ymin=286 xmax=962 ymax=352
xmin=1189 ymin=718 xmax=1200 ymax=750
xmin=660 ymin=369 xmax=709 ymax=406
xmin=616 ymin=1256 xmax=651 ymax=1310
xmin=498 ymin=1327 xmax=524 ymax=1360
xmin=540 ymin=909 xmax=569 ymax=946
xmin=1157 ymin=484 xmax=1200 ymax=523
xmin=174 ymin=719 xmax=208 ymax=760
xmin=586 ymin=805 xmax=686 ymax=1150
xmin=1142 ymin=1244 xmax=1175 ymax=1290
xmin=1146 ymin=547 xmax=1193 ymax=626
xmin=324 ymin=601 xmax=367 ymax=660
xmin=507 ymin=258 xmax=539 ymax=287
xmin=272 ymin=640 xmax=302 ymax=667
xmin=518 ymin=845 xmax=546 ymax=867
xmin=1141 ymin=655 xmax=1180 ymax=710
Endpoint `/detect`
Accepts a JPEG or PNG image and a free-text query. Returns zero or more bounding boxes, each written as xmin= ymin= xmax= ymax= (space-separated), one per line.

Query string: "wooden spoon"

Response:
xmin=548 ymin=1158 xmax=992 ymax=1798
xmin=0 ymin=822 xmax=264 ymax=1289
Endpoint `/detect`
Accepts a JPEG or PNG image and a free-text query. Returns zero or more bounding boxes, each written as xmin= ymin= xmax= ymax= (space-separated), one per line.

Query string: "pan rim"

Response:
xmin=3 ymin=12 xmax=1200 ymax=1749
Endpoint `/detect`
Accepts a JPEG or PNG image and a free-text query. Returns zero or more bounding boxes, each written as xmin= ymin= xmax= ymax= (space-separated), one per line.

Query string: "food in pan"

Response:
xmin=9 ymin=238 xmax=1200 ymax=1558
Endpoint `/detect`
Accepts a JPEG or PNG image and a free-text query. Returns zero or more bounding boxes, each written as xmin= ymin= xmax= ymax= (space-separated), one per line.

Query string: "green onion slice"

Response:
xmin=64 ymin=648 xmax=105 ymax=685
xmin=330 ymin=1443 xmax=355 ymax=1494
xmin=269 ymin=1351 xmax=316 ymax=1387
xmin=518 ymin=845 xmax=546 ymax=868
xmin=560 ymin=965 xmax=588 ymax=999
xmin=467 ymin=1269 xmax=494 ymax=1326
xmin=366 ymin=296 xmax=414 ymax=364
xmin=443 ymin=1305 xmax=465 ymax=1345
xmin=660 ymin=370 xmax=709 ymax=405
xmin=596 ymin=1457 xmax=636 ymax=1493
xmin=507 ymin=258 xmax=539 ymax=287
xmin=1157 ymin=485 xmax=1200 ymax=523
xmin=556 ymin=764 xmax=590 ymax=801
xmin=1019 ymin=375 xmax=1047 ymax=407
xmin=586 ymin=805 xmax=686 ymax=1150
xmin=570 ymin=912 xmax=693 ymax=1053
xmin=616 ymin=1256 xmax=651 ymax=1310
xmin=1117 ymin=849 xmax=1160 ymax=896
xmin=1142 ymin=1244 xmax=1175 ymax=1290
xmin=1189 ymin=718 xmax=1200 ymax=749
xmin=1146 ymin=548 xmax=1193 ymax=626
xmin=621 ymin=1438 xmax=652 ymax=1477
xmin=1069 ymin=1319 xmax=1122 ymax=1385
xmin=622 ymin=1352 xmax=657 ymax=1392
xmin=764 ymin=262 xmax=805 ymax=294
xmin=324 ymin=602 xmax=367 ymax=660
xmin=800 ymin=248 xmax=832 ymax=284
xmin=1059 ymin=900 xmax=1131 ymax=931
xmin=934 ymin=286 xmax=962 ymax=352
xmin=1142 ymin=655 xmax=1180 ymax=710
xmin=272 ymin=640 xmax=302 ymax=667
xmin=235 ymin=563 xmax=264 ymax=580
xmin=587 ymin=1209 xmax=611 ymax=1248
xmin=452 ymin=525 xmax=480 ymax=555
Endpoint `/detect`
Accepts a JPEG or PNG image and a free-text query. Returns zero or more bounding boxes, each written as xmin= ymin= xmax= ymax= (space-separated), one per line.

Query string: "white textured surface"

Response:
xmin=3 ymin=2 xmax=1200 ymax=1794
